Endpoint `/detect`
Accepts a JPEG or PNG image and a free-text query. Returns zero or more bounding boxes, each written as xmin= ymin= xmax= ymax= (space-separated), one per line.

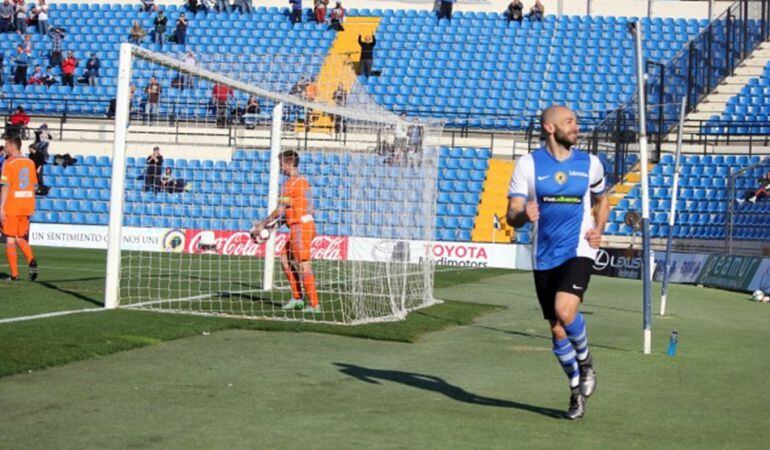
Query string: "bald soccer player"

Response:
xmin=506 ymin=105 xmax=609 ymax=419
xmin=1 ymin=134 xmax=39 ymax=281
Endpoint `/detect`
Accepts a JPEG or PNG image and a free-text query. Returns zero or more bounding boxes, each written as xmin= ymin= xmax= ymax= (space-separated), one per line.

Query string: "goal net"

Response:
xmin=104 ymin=44 xmax=441 ymax=324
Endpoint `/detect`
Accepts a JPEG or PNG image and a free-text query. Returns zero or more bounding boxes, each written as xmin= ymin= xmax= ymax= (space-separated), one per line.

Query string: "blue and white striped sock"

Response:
xmin=564 ymin=312 xmax=590 ymax=362
xmin=552 ymin=337 xmax=580 ymax=388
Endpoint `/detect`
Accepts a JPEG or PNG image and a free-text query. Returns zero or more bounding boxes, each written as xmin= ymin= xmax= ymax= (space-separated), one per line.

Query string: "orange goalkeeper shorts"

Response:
xmin=285 ymin=222 xmax=316 ymax=262
xmin=2 ymin=215 xmax=31 ymax=238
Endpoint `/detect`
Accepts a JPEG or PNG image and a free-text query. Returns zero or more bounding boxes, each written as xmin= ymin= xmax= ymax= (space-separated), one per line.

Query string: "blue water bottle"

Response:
xmin=667 ymin=330 xmax=679 ymax=357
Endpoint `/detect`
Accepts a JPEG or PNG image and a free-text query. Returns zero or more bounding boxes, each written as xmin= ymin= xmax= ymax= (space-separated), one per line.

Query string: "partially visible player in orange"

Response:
xmin=251 ymin=150 xmax=319 ymax=313
xmin=0 ymin=133 xmax=39 ymax=281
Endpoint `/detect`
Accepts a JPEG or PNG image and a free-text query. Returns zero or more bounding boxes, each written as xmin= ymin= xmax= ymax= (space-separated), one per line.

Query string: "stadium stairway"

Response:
xmin=471 ymin=159 xmax=515 ymax=243
xmin=684 ymin=41 xmax=770 ymax=136
xmin=305 ymin=17 xmax=382 ymax=132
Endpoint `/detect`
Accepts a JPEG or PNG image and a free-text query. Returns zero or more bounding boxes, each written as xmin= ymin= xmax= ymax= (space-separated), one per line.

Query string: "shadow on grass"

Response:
xmin=334 ymin=362 xmax=564 ymax=419
xmin=474 ymin=325 xmax=633 ymax=353
xmin=36 ymin=278 xmax=104 ymax=307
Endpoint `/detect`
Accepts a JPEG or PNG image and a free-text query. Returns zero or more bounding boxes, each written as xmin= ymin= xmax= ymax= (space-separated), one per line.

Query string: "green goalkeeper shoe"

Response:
xmin=302 ymin=305 xmax=322 ymax=314
xmin=281 ymin=298 xmax=305 ymax=310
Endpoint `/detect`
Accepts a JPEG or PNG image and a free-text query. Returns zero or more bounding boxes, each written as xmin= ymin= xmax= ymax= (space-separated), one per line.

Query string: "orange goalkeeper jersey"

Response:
xmin=280 ymin=176 xmax=313 ymax=225
xmin=1 ymin=156 xmax=38 ymax=216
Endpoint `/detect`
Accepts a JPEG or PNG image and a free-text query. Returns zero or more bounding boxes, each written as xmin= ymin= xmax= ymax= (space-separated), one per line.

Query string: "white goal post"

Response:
xmin=104 ymin=43 xmax=441 ymax=324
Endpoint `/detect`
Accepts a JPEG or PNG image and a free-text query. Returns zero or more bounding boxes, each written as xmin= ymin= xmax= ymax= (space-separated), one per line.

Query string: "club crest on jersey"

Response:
xmin=554 ymin=171 xmax=568 ymax=185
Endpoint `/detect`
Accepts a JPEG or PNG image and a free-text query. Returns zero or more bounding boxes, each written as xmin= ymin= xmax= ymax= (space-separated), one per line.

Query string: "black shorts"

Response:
xmin=533 ymin=257 xmax=593 ymax=321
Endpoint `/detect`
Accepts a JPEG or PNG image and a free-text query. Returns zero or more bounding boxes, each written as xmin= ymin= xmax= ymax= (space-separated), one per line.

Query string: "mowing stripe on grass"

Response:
xmin=0 ymin=307 xmax=104 ymax=324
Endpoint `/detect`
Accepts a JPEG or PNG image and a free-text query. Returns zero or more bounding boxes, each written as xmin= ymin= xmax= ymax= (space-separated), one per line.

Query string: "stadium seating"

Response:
xmin=707 ymin=62 xmax=770 ymax=134
xmin=31 ymin=146 xmax=489 ymax=242
xmin=605 ymin=154 xmax=770 ymax=241
xmin=0 ymin=4 xmax=705 ymax=129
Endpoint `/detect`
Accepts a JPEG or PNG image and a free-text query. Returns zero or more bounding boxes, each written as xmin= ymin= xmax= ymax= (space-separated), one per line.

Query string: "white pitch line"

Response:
xmin=0 ymin=308 xmax=104 ymax=325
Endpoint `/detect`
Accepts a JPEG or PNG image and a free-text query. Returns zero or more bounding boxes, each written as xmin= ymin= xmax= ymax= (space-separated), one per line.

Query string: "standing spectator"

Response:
xmin=529 ymin=0 xmax=545 ymax=21
xmin=129 ymin=20 xmax=147 ymax=44
xmin=358 ymin=34 xmax=376 ymax=77
xmin=61 ymin=51 xmax=78 ymax=88
xmin=406 ymin=123 xmax=423 ymax=166
xmin=393 ymin=112 xmax=408 ymax=157
xmin=313 ymin=0 xmax=328 ymax=24
xmin=180 ymin=50 xmax=196 ymax=88
xmin=332 ymin=82 xmax=346 ymax=139
xmin=0 ymin=0 xmax=13 ymax=34
xmin=191 ymin=0 xmax=212 ymax=14
xmin=328 ymin=2 xmax=345 ymax=31
xmin=140 ymin=0 xmax=158 ymax=12
xmin=242 ymin=94 xmax=260 ymax=128
xmin=85 ymin=53 xmax=100 ymax=86
xmin=20 ymin=33 xmax=32 ymax=55
xmin=144 ymin=76 xmax=161 ymax=124
xmin=505 ymin=0 xmax=524 ymax=25
xmin=152 ymin=10 xmax=167 ymax=48
xmin=48 ymin=27 xmax=64 ymax=69
xmin=233 ymin=0 xmax=253 ymax=14
xmin=144 ymin=146 xmax=163 ymax=192
xmin=0 ymin=51 xmax=4 ymax=85
xmin=9 ymin=106 xmax=30 ymax=132
xmin=28 ymin=143 xmax=46 ymax=190
xmin=14 ymin=2 xmax=27 ymax=35
xmin=289 ymin=0 xmax=302 ymax=25
xmin=437 ymin=0 xmax=454 ymax=23
xmin=186 ymin=0 xmax=199 ymax=13
xmin=12 ymin=44 xmax=28 ymax=86
xmin=214 ymin=0 xmax=229 ymax=13
xmin=211 ymin=82 xmax=233 ymax=127
xmin=35 ymin=0 xmax=47 ymax=35
xmin=32 ymin=123 xmax=51 ymax=161
xmin=174 ymin=12 xmax=188 ymax=46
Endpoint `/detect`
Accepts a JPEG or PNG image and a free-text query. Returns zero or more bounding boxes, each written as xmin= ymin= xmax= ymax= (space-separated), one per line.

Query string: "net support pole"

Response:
xmin=632 ymin=21 xmax=653 ymax=354
xmin=660 ymin=97 xmax=687 ymax=317
xmin=104 ymin=43 xmax=133 ymax=310
xmin=262 ymin=102 xmax=283 ymax=291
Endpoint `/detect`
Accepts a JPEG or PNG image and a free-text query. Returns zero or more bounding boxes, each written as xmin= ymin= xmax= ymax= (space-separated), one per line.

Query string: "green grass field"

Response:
xmin=1 ymin=247 xmax=769 ymax=449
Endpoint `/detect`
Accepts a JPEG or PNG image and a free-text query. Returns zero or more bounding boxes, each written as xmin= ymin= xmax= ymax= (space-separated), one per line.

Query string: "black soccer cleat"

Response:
xmin=579 ymin=354 xmax=597 ymax=398
xmin=565 ymin=387 xmax=586 ymax=420
xmin=28 ymin=259 xmax=39 ymax=282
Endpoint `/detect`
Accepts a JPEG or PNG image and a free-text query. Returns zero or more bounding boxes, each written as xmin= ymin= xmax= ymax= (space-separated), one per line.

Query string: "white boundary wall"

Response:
xmin=51 ymin=0 xmax=731 ymax=20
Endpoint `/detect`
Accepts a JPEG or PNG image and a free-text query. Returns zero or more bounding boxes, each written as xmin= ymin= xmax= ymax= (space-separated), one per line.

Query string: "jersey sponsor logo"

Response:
xmin=554 ymin=171 xmax=568 ymax=185
xmin=540 ymin=195 xmax=582 ymax=204
xmin=14 ymin=191 xmax=34 ymax=198
xmin=569 ymin=170 xmax=589 ymax=178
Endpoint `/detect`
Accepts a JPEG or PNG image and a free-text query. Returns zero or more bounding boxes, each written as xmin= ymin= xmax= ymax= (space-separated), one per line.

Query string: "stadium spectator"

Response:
xmin=61 ymin=51 xmax=78 ymax=88
xmin=7 ymin=106 xmax=30 ymax=137
xmin=289 ymin=0 xmax=302 ymax=25
xmin=27 ymin=65 xmax=51 ymax=86
xmin=85 ymin=53 xmax=100 ymax=86
xmin=739 ymin=171 xmax=770 ymax=204
xmin=0 ymin=52 xmax=4 ymax=85
xmin=14 ymin=2 xmax=26 ymax=35
xmin=328 ymin=2 xmax=345 ymax=31
xmin=34 ymin=0 xmax=48 ymax=35
xmin=212 ymin=82 xmax=233 ymax=127
xmin=173 ymin=12 xmax=188 ymax=45
xmin=194 ymin=0 xmax=213 ymax=13
xmin=28 ymin=143 xmax=46 ymax=190
xmin=32 ymin=123 xmax=51 ymax=161
xmin=20 ymin=33 xmax=32 ymax=55
xmin=437 ymin=0 xmax=454 ymax=23
xmin=12 ymin=44 xmax=28 ymax=86
xmin=332 ymin=82 xmax=346 ymax=138
xmin=152 ymin=10 xmax=168 ymax=47
xmin=144 ymin=76 xmax=161 ymax=124
xmin=140 ymin=0 xmax=158 ymax=12
xmin=129 ymin=20 xmax=147 ymax=44
xmin=505 ymin=0 xmax=524 ymax=25
xmin=407 ymin=123 xmax=424 ymax=165
xmin=233 ymin=0 xmax=253 ymax=13
xmin=178 ymin=50 xmax=196 ymax=89
xmin=314 ymin=0 xmax=328 ymax=23
xmin=0 ymin=0 xmax=14 ymax=34
xmin=214 ymin=0 xmax=229 ymax=13
xmin=144 ymin=146 xmax=163 ymax=192
xmin=47 ymin=27 xmax=64 ymax=69
xmin=242 ymin=94 xmax=261 ymax=128
xmin=159 ymin=167 xmax=175 ymax=192
xmin=1 ymin=133 xmax=40 ymax=281
xmin=529 ymin=0 xmax=545 ymax=21
xmin=394 ymin=112 xmax=408 ymax=155
xmin=358 ymin=34 xmax=376 ymax=77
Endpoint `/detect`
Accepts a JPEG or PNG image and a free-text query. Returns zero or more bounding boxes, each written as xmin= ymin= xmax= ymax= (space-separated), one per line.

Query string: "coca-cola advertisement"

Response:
xmin=183 ymin=229 xmax=348 ymax=261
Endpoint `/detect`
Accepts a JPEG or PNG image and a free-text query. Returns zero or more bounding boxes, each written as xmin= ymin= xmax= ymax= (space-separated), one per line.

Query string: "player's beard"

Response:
xmin=554 ymin=128 xmax=578 ymax=149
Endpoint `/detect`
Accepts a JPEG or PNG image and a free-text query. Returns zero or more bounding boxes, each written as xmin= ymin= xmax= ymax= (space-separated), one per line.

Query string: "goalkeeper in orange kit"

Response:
xmin=251 ymin=150 xmax=320 ymax=313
